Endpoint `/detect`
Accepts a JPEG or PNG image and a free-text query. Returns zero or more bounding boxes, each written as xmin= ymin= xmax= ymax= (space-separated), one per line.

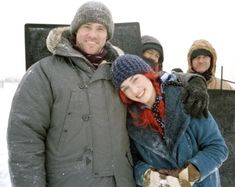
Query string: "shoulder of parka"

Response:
xmin=208 ymin=76 xmax=234 ymax=90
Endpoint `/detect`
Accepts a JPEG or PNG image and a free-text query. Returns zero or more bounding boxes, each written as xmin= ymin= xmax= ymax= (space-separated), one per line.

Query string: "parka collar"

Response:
xmin=46 ymin=26 xmax=83 ymax=58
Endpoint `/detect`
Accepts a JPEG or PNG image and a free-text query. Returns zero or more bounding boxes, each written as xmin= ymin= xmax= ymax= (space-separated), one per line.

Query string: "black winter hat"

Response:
xmin=141 ymin=35 xmax=164 ymax=64
xmin=111 ymin=54 xmax=153 ymax=89
xmin=70 ymin=1 xmax=114 ymax=41
xmin=190 ymin=49 xmax=212 ymax=61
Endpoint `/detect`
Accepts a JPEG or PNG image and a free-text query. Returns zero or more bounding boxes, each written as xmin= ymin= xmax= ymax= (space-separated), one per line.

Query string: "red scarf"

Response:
xmin=75 ymin=46 xmax=108 ymax=68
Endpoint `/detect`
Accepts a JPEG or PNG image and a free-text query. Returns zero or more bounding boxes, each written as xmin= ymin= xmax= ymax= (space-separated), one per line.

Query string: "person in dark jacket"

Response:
xmin=141 ymin=35 xmax=164 ymax=73
xmin=141 ymin=35 xmax=185 ymax=76
xmin=8 ymin=2 xmax=135 ymax=187
xmin=8 ymin=1 xmax=210 ymax=187
xmin=111 ymin=54 xmax=228 ymax=187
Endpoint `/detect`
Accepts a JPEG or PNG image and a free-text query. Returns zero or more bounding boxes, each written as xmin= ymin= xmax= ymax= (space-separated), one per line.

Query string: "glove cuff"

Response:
xmin=144 ymin=168 xmax=191 ymax=187
xmin=179 ymin=163 xmax=200 ymax=184
xmin=143 ymin=169 xmax=152 ymax=186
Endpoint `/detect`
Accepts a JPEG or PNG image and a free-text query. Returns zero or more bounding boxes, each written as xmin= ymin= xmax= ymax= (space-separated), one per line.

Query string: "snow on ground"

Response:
xmin=0 ymin=82 xmax=18 ymax=187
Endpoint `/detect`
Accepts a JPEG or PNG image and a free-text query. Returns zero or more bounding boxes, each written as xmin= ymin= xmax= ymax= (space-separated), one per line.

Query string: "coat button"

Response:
xmin=85 ymin=146 xmax=93 ymax=152
xmin=79 ymin=84 xmax=87 ymax=89
xmin=82 ymin=114 xmax=90 ymax=121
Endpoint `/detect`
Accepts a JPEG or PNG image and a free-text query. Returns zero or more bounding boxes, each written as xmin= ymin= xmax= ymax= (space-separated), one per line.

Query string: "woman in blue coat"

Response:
xmin=111 ymin=54 xmax=228 ymax=187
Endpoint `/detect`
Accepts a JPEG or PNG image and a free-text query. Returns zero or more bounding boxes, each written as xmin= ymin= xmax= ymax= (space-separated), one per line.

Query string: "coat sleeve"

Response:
xmin=129 ymin=139 xmax=153 ymax=186
xmin=7 ymin=60 xmax=53 ymax=187
xmin=172 ymin=72 xmax=207 ymax=87
xmin=160 ymin=71 xmax=207 ymax=88
xmin=187 ymin=113 xmax=229 ymax=182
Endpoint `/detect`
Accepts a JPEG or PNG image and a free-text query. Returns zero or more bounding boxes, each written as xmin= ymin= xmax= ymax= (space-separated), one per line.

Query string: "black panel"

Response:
xmin=208 ymin=90 xmax=235 ymax=187
xmin=24 ymin=22 xmax=141 ymax=70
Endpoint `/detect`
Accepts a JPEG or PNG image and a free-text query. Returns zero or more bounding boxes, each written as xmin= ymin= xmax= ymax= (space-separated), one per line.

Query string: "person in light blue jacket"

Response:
xmin=111 ymin=54 xmax=228 ymax=187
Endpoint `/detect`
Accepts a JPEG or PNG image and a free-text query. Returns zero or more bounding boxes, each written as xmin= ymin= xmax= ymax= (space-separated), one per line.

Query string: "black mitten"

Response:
xmin=182 ymin=76 xmax=209 ymax=118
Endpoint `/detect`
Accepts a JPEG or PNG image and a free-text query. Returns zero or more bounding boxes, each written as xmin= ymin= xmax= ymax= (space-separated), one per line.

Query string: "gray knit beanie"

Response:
xmin=111 ymin=54 xmax=153 ymax=89
xmin=70 ymin=1 xmax=114 ymax=41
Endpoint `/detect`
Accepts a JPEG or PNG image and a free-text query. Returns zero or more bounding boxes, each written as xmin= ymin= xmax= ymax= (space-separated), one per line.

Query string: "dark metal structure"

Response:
xmin=208 ymin=90 xmax=235 ymax=187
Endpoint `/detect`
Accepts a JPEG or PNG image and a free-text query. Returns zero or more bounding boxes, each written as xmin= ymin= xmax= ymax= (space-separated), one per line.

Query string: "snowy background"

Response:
xmin=1 ymin=0 xmax=235 ymax=186
xmin=1 ymin=0 xmax=235 ymax=82
xmin=0 ymin=82 xmax=18 ymax=187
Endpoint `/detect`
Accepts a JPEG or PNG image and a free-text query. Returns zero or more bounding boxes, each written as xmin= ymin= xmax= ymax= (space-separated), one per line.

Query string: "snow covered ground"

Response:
xmin=0 ymin=82 xmax=18 ymax=187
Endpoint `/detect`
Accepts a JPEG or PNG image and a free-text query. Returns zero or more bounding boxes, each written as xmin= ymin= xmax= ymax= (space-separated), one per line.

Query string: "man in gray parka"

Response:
xmin=7 ymin=1 xmax=209 ymax=187
xmin=8 ymin=2 xmax=135 ymax=187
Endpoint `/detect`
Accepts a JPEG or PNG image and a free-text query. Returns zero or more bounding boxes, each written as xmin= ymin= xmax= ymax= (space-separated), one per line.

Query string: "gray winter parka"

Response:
xmin=7 ymin=27 xmax=136 ymax=187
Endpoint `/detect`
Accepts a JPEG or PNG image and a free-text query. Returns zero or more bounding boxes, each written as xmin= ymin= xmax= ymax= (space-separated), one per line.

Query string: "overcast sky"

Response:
xmin=1 ymin=0 xmax=235 ymax=84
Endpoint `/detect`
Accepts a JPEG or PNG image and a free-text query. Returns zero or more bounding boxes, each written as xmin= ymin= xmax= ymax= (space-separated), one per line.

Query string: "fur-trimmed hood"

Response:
xmin=187 ymin=39 xmax=217 ymax=77
xmin=46 ymin=26 xmax=70 ymax=54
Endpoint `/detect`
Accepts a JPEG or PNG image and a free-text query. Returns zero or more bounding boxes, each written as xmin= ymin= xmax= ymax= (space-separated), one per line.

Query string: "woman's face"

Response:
xmin=120 ymin=74 xmax=156 ymax=107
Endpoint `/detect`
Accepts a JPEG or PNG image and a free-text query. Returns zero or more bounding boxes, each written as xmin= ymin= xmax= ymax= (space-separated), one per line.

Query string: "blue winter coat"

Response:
xmin=127 ymin=84 xmax=228 ymax=187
